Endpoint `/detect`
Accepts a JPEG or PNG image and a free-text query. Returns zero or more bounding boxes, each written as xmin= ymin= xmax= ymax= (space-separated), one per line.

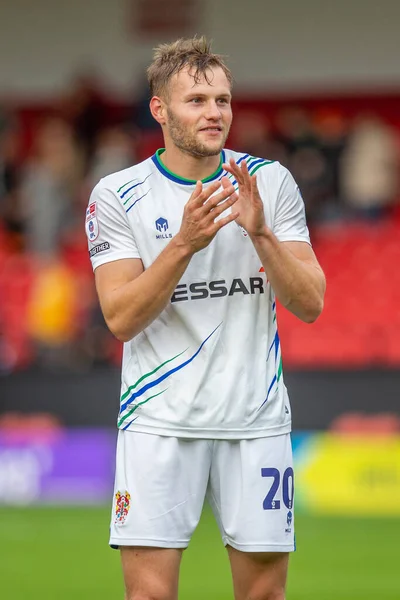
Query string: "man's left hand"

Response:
xmin=223 ymin=158 xmax=266 ymax=237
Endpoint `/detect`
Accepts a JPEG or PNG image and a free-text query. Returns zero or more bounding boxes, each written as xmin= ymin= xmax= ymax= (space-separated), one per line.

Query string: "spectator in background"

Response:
xmin=230 ymin=109 xmax=288 ymax=164
xmin=10 ymin=117 xmax=84 ymax=369
xmin=27 ymin=259 xmax=79 ymax=368
xmin=0 ymin=108 xmax=19 ymax=199
xmin=132 ymin=77 xmax=160 ymax=132
xmin=87 ymin=126 xmax=137 ymax=188
xmin=60 ymin=70 xmax=107 ymax=168
xmin=313 ymin=109 xmax=348 ymax=218
xmin=0 ymin=107 xmax=24 ymax=249
xmin=341 ymin=114 xmax=400 ymax=219
xmin=21 ymin=117 xmax=83 ymax=257
xmin=276 ymin=105 xmax=318 ymax=156
xmin=276 ymin=106 xmax=331 ymax=223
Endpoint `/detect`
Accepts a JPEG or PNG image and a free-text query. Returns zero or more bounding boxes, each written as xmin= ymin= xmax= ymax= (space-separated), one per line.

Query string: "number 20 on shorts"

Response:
xmin=261 ymin=467 xmax=294 ymax=510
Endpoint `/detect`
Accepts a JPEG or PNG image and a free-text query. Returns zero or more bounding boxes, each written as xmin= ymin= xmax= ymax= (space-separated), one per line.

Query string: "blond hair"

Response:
xmin=147 ymin=36 xmax=233 ymax=99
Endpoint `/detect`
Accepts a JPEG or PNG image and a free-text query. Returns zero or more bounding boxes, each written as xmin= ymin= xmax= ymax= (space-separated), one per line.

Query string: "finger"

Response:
xmin=251 ymin=174 xmax=261 ymax=200
xmin=231 ymin=160 xmax=252 ymax=197
xmin=194 ymin=180 xmax=203 ymax=197
xmin=230 ymin=158 xmax=245 ymax=184
xmin=222 ymin=159 xmax=244 ymax=185
xmin=241 ymin=160 xmax=252 ymax=194
xmin=191 ymin=179 xmax=220 ymax=207
xmin=213 ymin=210 xmax=240 ymax=231
xmin=220 ymin=176 xmax=233 ymax=190
xmin=202 ymin=185 xmax=236 ymax=212
xmin=206 ymin=192 xmax=238 ymax=221
xmin=187 ymin=180 xmax=203 ymax=205
xmin=218 ymin=176 xmax=237 ymax=202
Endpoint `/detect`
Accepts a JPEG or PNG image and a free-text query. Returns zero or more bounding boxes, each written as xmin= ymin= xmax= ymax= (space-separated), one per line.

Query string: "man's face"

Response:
xmin=163 ymin=66 xmax=232 ymax=158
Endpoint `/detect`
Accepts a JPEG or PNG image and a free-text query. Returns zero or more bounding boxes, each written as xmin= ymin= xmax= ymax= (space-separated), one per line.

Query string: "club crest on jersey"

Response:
xmin=115 ymin=490 xmax=131 ymax=525
xmin=155 ymin=217 xmax=172 ymax=239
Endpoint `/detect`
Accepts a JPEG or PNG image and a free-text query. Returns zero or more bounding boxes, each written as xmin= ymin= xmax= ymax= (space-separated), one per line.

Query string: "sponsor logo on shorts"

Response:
xmin=285 ymin=510 xmax=293 ymax=533
xmin=115 ymin=490 xmax=131 ymax=525
xmin=89 ymin=242 xmax=110 ymax=257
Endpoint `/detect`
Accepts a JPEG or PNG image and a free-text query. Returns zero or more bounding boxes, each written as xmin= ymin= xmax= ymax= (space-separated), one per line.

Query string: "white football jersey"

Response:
xmin=86 ymin=149 xmax=310 ymax=439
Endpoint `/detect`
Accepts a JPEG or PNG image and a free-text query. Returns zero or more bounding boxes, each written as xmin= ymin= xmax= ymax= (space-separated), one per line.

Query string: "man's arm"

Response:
xmin=95 ymin=239 xmax=191 ymax=342
xmin=94 ymin=178 xmax=238 ymax=342
xmin=223 ymin=158 xmax=325 ymax=323
xmin=250 ymin=233 xmax=325 ymax=323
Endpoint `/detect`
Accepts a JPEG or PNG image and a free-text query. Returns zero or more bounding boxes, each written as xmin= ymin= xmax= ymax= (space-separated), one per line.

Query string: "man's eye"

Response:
xmin=191 ymin=98 xmax=202 ymax=103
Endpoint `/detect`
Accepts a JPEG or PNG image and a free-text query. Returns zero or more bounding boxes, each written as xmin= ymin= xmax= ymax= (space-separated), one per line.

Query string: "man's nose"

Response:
xmin=205 ymin=101 xmax=221 ymax=119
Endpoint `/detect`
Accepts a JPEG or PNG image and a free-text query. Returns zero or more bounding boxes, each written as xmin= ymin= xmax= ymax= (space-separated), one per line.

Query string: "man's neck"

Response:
xmin=161 ymin=145 xmax=222 ymax=182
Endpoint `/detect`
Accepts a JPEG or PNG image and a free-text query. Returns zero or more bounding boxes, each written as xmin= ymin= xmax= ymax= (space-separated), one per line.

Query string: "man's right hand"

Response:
xmin=176 ymin=177 xmax=239 ymax=253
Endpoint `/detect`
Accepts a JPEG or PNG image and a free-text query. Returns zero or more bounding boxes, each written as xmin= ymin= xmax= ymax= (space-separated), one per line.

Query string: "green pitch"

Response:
xmin=0 ymin=506 xmax=398 ymax=599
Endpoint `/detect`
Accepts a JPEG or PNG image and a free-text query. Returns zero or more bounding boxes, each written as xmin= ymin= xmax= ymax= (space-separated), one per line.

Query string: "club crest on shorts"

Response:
xmin=115 ymin=490 xmax=131 ymax=525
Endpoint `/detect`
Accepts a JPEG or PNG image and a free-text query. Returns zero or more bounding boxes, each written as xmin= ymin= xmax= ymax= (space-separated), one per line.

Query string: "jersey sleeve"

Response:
xmin=85 ymin=179 xmax=141 ymax=271
xmin=272 ymin=165 xmax=311 ymax=244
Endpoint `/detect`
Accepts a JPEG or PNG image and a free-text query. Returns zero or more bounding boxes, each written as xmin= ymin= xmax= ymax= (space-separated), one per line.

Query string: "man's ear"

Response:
xmin=149 ymin=96 xmax=166 ymax=125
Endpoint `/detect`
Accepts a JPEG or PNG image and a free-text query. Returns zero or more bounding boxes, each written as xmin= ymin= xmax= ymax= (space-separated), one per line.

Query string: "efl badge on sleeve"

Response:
xmin=85 ymin=202 xmax=99 ymax=243
xmin=115 ymin=490 xmax=131 ymax=525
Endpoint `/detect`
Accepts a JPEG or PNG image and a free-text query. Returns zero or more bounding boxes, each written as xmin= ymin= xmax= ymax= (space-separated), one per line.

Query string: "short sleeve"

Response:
xmin=85 ymin=180 xmax=141 ymax=271
xmin=273 ymin=165 xmax=311 ymax=244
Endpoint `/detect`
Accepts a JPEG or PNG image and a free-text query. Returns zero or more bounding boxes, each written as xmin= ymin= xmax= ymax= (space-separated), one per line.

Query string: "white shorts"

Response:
xmin=109 ymin=431 xmax=295 ymax=553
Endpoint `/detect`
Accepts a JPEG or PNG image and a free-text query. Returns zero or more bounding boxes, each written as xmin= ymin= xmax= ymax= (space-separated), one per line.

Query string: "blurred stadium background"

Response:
xmin=1 ymin=1 xmax=399 ymax=598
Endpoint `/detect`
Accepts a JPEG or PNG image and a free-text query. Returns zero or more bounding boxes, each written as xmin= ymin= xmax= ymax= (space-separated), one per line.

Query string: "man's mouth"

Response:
xmin=199 ymin=126 xmax=223 ymax=132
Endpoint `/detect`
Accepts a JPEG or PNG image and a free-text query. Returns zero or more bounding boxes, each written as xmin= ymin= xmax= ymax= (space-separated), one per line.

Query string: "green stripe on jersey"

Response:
xmin=155 ymin=148 xmax=223 ymax=184
xmin=117 ymin=179 xmax=136 ymax=193
xmin=118 ymin=389 xmax=167 ymax=427
xmin=120 ymin=348 xmax=187 ymax=402
xmin=226 ymin=157 xmax=275 ymax=183
xmin=277 ymin=356 xmax=283 ymax=381
xmin=249 ymin=161 xmax=274 ymax=176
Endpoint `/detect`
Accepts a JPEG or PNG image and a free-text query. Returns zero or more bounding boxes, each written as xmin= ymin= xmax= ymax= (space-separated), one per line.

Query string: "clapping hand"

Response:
xmin=223 ymin=159 xmax=266 ymax=237
xmin=178 ymin=177 xmax=239 ymax=253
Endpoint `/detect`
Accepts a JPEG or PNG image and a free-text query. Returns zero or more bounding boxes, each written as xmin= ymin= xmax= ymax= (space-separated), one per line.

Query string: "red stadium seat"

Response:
xmin=278 ymin=220 xmax=400 ymax=366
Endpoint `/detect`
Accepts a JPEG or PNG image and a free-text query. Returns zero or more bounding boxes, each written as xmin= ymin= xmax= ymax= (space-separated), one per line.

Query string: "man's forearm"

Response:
xmin=250 ymin=227 xmax=325 ymax=323
xmin=104 ymin=235 xmax=193 ymax=341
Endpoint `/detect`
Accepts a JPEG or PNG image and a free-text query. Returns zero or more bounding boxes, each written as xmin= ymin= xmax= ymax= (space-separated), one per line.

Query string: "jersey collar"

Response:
xmin=151 ymin=148 xmax=225 ymax=186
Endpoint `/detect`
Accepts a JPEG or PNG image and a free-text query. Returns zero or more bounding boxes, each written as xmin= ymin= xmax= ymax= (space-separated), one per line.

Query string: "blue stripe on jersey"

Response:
xmin=228 ymin=156 xmax=264 ymax=187
xmin=120 ymin=173 xmax=153 ymax=200
xmin=257 ymin=330 xmax=280 ymax=411
xmin=122 ymin=415 xmax=139 ymax=429
xmin=126 ymin=189 xmax=152 ymax=213
xmin=247 ymin=157 xmax=267 ymax=171
xmin=219 ymin=155 xmax=265 ymax=188
xmin=237 ymin=154 xmax=250 ymax=165
xmin=258 ymin=374 xmax=277 ymax=411
xmin=218 ymin=153 xmax=250 ymax=181
xmin=119 ymin=323 xmax=222 ymax=414
xmin=267 ymin=330 xmax=280 ymax=361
